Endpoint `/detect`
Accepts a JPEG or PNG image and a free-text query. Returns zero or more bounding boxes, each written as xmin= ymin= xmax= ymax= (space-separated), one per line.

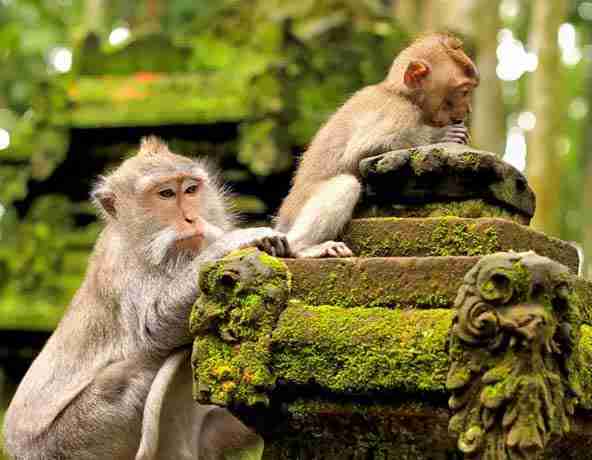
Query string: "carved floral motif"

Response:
xmin=447 ymin=251 xmax=582 ymax=459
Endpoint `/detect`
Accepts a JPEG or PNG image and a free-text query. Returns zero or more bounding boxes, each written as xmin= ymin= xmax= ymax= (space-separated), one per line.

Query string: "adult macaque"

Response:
xmin=276 ymin=33 xmax=479 ymax=258
xmin=3 ymin=137 xmax=289 ymax=459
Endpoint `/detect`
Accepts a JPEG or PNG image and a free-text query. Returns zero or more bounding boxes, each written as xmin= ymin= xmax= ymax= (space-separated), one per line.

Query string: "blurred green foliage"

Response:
xmin=0 ymin=0 xmax=408 ymax=329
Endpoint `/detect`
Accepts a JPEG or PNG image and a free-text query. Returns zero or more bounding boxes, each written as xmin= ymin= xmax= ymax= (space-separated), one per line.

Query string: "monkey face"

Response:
xmin=92 ymin=137 xmax=231 ymax=267
xmin=135 ymin=168 xmax=230 ymax=265
xmin=145 ymin=176 xmax=205 ymax=251
xmin=431 ymin=81 xmax=476 ymax=127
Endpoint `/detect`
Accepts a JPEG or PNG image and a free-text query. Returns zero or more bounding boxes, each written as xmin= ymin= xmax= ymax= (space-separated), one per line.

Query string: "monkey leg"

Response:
xmin=287 ymin=174 xmax=361 ymax=258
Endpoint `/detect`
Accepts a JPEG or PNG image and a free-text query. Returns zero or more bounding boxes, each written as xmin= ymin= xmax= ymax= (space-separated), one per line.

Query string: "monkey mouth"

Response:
xmin=175 ymin=232 xmax=203 ymax=250
xmin=177 ymin=232 xmax=202 ymax=241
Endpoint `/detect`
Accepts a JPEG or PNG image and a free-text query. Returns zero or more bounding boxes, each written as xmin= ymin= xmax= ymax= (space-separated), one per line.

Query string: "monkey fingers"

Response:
xmin=297 ymin=241 xmax=353 ymax=258
xmin=442 ymin=125 xmax=469 ymax=145
xmin=253 ymin=234 xmax=293 ymax=258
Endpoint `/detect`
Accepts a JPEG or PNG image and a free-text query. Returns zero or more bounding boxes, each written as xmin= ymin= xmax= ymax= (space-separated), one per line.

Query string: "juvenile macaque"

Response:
xmin=3 ymin=137 xmax=288 ymax=459
xmin=277 ymin=33 xmax=479 ymax=258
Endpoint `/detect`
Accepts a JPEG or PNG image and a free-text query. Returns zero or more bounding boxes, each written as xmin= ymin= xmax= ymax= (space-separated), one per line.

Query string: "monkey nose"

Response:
xmin=185 ymin=217 xmax=194 ymax=224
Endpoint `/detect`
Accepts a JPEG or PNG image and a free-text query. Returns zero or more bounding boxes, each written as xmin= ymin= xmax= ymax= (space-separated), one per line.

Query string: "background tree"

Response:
xmin=525 ymin=0 xmax=567 ymax=236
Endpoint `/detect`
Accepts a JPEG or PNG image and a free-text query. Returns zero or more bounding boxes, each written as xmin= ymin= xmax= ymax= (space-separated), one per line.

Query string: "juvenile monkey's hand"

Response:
xmin=441 ymin=123 xmax=470 ymax=145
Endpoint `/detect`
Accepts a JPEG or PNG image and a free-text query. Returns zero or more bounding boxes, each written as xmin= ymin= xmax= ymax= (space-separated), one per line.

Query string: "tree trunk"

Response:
xmin=421 ymin=0 xmax=447 ymax=32
xmin=583 ymin=160 xmax=592 ymax=278
xmin=470 ymin=0 xmax=505 ymax=155
xmin=84 ymin=0 xmax=104 ymax=33
xmin=392 ymin=0 xmax=421 ymax=32
xmin=525 ymin=0 xmax=567 ymax=237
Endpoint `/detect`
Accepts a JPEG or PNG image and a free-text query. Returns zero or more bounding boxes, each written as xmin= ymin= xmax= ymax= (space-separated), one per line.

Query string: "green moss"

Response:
xmin=271 ymin=302 xmax=453 ymax=394
xmin=429 ymin=219 xmax=500 ymax=256
xmin=357 ymin=199 xmax=525 ymax=223
xmin=191 ymin=248 xmax=291 ymax=408
xmin=344 ymin=217 xmax=501 ymax=258
xmin=574 ymin=324 xmax=592 ymax=408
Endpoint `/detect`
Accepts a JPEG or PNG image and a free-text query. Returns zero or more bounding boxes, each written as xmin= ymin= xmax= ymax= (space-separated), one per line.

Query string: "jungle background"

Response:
xmin=0 ymin=0 xmax=591 ymax=456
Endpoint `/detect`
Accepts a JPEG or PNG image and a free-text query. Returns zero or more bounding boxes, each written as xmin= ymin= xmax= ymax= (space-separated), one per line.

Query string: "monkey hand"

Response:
xmin=441 ymin=123 xmax=470 ymax=145
xmin=242 ymin=227 xmax=293 ymax=258
xmin=210 ymin=227 xmax=292 ymax=259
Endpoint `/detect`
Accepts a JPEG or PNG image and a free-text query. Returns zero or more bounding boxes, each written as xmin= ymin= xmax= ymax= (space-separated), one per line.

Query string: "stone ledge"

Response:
xmin=260 ymin=399 xmax=592 ymax=460
xmin=355 ymin=198 xmax=528 ymax=224
xmin=269 ymin=302 xmax=592 ymax=409
xmin=341 ymin=217 xmax=579 ymax=272
xmin=284 ymin=257 xmax=592 ymax=322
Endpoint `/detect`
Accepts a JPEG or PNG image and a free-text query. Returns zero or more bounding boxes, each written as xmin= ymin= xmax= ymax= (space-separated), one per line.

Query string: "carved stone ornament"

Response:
xmin=447 ymin=251 xmax=582 ymax=460
xmin=190 ymin=248 xmax=291 ymax=409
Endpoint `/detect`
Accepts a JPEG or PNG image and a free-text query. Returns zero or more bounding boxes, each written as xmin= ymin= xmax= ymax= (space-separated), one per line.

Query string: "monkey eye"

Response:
xmin=158 ymin=188 xmax=176 ymax=199
xmin=185 ymin=184 xmax=199 ymax=194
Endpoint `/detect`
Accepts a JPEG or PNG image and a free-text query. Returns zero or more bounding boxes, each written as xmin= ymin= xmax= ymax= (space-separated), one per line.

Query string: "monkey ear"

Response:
xmin=404 ymin=60 xmax=431 ymax=89
xmin=91 ymin=182 xmax=117 ymax=219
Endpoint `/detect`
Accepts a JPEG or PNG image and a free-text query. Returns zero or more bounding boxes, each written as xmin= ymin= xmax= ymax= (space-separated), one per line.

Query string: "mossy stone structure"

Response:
xmin=190 ymin=144 xmax=592 ymax=459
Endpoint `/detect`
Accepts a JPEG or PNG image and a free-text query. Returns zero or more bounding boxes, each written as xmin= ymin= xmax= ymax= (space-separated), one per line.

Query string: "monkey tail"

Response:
xmin=135 ymin=349 xmax=190 ymax=460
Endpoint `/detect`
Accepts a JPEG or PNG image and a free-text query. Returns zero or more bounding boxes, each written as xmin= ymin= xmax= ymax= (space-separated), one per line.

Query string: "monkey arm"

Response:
xmin=142 ymin=228 xmax=290 ymax=353
xmin=341 ymin=122 xmax=462 ymax=171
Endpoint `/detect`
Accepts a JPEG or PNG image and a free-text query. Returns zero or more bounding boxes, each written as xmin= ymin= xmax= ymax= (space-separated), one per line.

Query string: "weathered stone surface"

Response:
xmin=259 ymin=399 xmax=592 ymax=460
xmin=286 ymin=256 xmax=474 ymax=309
xmin=190 ymin=248 xmax=291 ymax=407
xmin=341 ymin=217 xmax=579 ymax=272
xmin=272 ymin=303 xmax=453 ymax=395
xmin=356 ymin=198 xmax=529 ymax=224
xmin=447 ymin=252 xmax=580 ymax=460
xmin=190 ymin=251 xmax=592 ymax=459
xmin=359 ymin=143 xmax=535 ymax=220
xmin=284 ymin=257 xmax=592 ymax=323
xmin=261 ymin=400 xmax=457 ymax=460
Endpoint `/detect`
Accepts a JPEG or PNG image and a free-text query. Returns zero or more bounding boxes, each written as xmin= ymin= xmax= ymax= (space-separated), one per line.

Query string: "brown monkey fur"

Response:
xmin=3 ymin=137 xmax=288 ymax=459
xmin=277 ymin=33 xmax=479 ymax=258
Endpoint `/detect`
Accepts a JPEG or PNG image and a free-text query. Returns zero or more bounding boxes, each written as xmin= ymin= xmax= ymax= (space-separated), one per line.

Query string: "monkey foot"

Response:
xmin=296 ymin=241 xmax=353 ymax=258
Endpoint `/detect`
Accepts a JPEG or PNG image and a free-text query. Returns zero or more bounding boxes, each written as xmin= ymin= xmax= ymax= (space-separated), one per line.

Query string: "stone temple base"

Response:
xmin=190 ymin=144 xmax=592 ymax=460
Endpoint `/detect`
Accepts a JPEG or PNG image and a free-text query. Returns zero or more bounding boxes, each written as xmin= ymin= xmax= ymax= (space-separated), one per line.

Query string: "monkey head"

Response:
xmin=387 ymin=33 xmax=480 ymax=128
xmin=91 ymin=136 xmax=234 ymax=267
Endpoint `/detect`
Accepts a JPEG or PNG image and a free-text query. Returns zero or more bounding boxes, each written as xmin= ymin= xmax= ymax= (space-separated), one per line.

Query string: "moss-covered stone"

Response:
xmin=447 ymin=252 xmax=583 ymax=460
xmin=284 ymin=257 xmax=592 ymax=323
xmin=285 ymin=256 xmax=474 ymax=310
xmin=356 ymin=198 xmax=528 ymax=224
xmin=272 ymin=302 xmax=453 ymax=394
xmin=342 ymin=217 xmax=579 ymax=272
xmin=190 ymin=248 xmax=291 ymax=407
xmin=359 ymin=143 xmax=534 ymax=220
xmin=266 ymin=302 xmax=592 ymax=406
xmin=262 ymin=400 xmax=458 ymax=460
xmin=259 ymin=398 xmax=592 ymax=460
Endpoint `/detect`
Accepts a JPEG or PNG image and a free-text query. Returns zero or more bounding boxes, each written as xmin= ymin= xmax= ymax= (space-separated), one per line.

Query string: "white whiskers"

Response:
xmin=144 ymin=228 xmax=178 ymax=266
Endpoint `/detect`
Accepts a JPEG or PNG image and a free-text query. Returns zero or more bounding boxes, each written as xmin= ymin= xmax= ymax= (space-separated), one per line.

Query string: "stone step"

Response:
xmin=284 ymin=256 xmax=592 ymax=323
xmin=340 ymin=217 xmax=579 ymax=273
xmin=262 ymin=398 xmax=592 ymax=460
xmin=269 ymin=302 xmax=592 ymax=409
